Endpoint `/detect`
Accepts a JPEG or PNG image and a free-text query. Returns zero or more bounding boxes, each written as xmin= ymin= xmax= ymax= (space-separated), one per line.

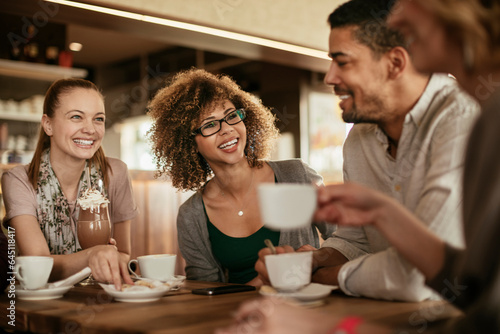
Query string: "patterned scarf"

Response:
xmin=36 ymin=149 xmax=106 ymax=254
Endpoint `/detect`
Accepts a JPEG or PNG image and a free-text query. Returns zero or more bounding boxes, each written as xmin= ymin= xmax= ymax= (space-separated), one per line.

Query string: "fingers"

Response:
xmin=233 ymin=298 xmax=264 ymax=322
xmin=233 ymin=297 xmax=287 ymax=323
xmin=88 ymin=245 xmax=128 ymax=289
xmin=317 ymin=184 xmax=344 ymax=205
xmin=275 ymin=245 xmax=294 ymax=254
xmin=317 ymin=182 xmax=367 ymax=206
xmin=296 ymin=244 xmax=317 ymax=252
xmin=314 ymin=202 xmax=342 ymax=223
xmin=120 ymin=261 xmax=134 ymax=285
xmin=218 ymin=297 xmax=344 ymax=334
xmin=255 ymin=249 xmax=271 ymax=284
xmin=109 ymin=256 xmax=123 ymax=290
xmin=256 ymin=246 xmax=296 ymax=285
xmin=220 ymin=297 xmax=299 ymax=334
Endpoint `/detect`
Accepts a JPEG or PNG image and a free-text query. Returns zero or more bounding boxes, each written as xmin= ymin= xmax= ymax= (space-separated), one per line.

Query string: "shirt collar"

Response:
xmin=405 ymin=73 xmax=456 ymax=126
xmin=374 ymin=73 xmax=456 ymax=145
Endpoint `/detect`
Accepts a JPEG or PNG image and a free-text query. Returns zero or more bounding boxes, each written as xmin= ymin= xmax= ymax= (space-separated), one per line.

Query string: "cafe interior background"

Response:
xmin=0 ymin=0 xmax=350 ymax=274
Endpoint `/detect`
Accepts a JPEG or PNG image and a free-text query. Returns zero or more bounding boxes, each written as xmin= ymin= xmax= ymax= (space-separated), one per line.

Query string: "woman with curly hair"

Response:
xmin=147 ymin=68 xmax=335 ymax=285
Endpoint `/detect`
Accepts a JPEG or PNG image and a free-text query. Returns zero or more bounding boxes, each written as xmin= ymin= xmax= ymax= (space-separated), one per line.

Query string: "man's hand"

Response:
xmin=309 ymin=247 xmax=349 ymax=286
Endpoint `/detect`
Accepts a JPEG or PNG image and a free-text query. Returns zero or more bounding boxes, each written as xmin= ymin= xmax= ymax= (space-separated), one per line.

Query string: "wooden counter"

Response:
xmin=0 ymin=281 xmax=462 ymax=334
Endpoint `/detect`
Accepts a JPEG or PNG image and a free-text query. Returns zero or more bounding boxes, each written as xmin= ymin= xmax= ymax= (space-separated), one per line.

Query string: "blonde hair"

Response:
xmin=414 ymin=0 xmax=500 ymax=71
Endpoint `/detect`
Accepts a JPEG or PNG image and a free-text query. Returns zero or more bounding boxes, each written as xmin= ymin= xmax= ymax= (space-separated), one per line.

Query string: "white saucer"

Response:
xmin=167 ymin=275 xmax=186 ymax=290
xmin=16 ymin=285 xmax=73 ymax=300
xmin=259 ymin=283 xmax=337 ymax=301
xmin=133 ymin=275 xmax=186 ymax=291
xmin=99 ymin=282 xmax=171 ymax=303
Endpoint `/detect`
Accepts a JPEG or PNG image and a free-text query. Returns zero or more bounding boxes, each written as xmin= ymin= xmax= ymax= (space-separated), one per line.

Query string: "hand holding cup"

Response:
xmin=257 ymin=183 xmax=317 ymax=230
xmin=264 ymin=251 xmax=313 ymax=292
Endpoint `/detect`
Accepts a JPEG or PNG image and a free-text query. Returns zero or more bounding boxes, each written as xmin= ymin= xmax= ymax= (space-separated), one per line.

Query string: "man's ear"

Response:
xmin=386 ymin=46 xmax=408 ymax=79
xmin=41 ymin=114 xmax=53 ymax=136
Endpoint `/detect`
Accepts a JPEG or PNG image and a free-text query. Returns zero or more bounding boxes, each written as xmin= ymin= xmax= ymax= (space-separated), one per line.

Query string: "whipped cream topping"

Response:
xmin=77 ymin=188 xmax=110 ymax=210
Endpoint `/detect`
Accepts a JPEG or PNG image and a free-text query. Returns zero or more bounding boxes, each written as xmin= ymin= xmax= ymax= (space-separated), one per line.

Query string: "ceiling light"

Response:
xmin=44 ymin=0 xmax=329 ymax=60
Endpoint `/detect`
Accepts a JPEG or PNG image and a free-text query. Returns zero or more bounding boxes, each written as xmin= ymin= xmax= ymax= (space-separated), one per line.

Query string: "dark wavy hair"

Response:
xmin=147 ymin=68 xmax=279 ymax=191
xmin=328 ymin=0 xmax=407 ymax=58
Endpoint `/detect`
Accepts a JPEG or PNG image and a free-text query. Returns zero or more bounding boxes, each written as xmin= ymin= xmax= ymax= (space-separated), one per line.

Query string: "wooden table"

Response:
xmin=0 ymin=281 xmax=462 ymax=334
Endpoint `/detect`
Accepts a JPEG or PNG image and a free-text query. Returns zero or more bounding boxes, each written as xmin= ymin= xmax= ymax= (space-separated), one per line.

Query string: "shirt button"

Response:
xmin=394 ymin=184 xmax=401 ymax=192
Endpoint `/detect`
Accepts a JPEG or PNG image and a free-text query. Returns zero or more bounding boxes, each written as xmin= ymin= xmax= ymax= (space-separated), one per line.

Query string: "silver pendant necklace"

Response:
xmin=218 ymin=170 xmax=255 ymax=217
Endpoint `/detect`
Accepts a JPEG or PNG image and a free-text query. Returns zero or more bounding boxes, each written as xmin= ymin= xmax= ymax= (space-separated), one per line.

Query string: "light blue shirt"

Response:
xmin=322 ymin=74 xmax=480 ymax=301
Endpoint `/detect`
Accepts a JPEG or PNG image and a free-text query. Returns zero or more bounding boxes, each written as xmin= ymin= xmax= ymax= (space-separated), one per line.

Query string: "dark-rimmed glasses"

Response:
xmin=192 ymin=109 xmax=246 ymax=137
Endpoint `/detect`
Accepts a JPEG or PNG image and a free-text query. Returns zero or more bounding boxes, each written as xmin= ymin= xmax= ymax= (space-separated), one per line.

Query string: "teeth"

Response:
xmin=339 ymin=95 xmax=350 ymax=100
xmin=74 ymin=139 xmax=93 ymax=145
xmin=219 ymin=139 xmax=237 ymax=149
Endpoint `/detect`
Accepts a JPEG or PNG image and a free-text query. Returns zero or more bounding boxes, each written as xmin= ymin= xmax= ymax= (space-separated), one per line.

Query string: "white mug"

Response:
xmin=128 ymin=254 xmax=176 ymax=281
xmin=265 ymin=251 xmax=312 ymax=292
xmin=15 ymin=256 xmax=54 ymax=290
xmin=258 ymin=183 xmax=317 ymax=230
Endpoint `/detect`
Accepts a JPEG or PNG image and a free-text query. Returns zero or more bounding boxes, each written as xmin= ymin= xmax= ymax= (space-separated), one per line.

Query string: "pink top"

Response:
xmin=2 ymin=158 xmax=138 ymax=252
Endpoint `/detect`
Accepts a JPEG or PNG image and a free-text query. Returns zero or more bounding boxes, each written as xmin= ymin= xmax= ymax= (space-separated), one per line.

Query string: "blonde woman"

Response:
xmin=2 ymin=78 xmax=138 ymax=289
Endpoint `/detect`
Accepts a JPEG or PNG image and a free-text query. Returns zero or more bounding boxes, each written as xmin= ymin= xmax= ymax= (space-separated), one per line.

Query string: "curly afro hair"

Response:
xmin=147 ymin=68 xmax=279 ymax=192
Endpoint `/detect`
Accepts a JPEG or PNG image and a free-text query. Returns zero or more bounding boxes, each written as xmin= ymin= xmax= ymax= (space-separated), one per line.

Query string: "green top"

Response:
xmin=204 ymin=205 xmax=280 ymax=284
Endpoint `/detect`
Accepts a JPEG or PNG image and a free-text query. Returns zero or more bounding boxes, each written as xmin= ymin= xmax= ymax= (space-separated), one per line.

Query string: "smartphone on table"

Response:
xmin=192 ymin=285 xmax=256 ymax=295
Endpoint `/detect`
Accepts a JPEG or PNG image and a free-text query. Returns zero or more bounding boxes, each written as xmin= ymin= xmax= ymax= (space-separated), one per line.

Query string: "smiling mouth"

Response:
xmin=338 ymin=95 xmax=351 ymax=100
xmin=218 ymin=139 xmax=238 ymax=149
xmin=74 ymin=139 xmax=94 ymax=146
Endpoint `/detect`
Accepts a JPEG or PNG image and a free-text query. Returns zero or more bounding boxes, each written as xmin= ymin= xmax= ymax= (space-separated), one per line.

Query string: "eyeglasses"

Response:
xmin=192 ymin=109 xmax=246 ymax=137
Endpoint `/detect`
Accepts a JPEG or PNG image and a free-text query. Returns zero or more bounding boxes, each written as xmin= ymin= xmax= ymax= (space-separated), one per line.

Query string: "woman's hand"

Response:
xmin=255 ymin=245 xmax=295 ymax=285
xmin=296 ymin=244 xmax=317 ymax=252
xmin=216 ymin=297 xmax=391 ymax=334
xmin=215 ymin=297 xmax=339 ymax=334
xmin=87 ymin=243 xmax=133 ymax=290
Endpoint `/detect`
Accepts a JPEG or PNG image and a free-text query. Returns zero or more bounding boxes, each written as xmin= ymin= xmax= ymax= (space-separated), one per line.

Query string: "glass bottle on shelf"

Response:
xmin=23 ymin=24 xmax=39 ymax=63
xmin=46 ymin=46 xmax=59 ymax=65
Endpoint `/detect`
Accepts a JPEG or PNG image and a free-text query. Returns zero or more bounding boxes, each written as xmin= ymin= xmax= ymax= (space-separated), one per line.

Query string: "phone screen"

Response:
xmin=192 ymin=285 xmax=256 ymax=295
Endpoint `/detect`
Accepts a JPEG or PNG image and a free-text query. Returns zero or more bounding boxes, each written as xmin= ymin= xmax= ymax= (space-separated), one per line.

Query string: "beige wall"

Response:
xmin=89 ymin=0 xmax=346 ymax=51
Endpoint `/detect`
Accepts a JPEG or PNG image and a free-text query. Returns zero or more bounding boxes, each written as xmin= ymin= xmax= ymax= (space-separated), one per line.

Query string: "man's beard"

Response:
xmin=341 ymin=96 xmax=384 ymax=124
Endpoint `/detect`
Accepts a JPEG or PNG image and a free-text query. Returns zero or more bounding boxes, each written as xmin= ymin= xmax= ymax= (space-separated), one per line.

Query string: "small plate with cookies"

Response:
xmin=99 ymin=279 xmax=171 ymax=303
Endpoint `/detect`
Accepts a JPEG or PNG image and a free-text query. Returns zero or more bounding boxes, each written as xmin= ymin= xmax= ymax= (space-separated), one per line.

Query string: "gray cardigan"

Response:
xmin=177 ymin=159 xmax=336 ymax=282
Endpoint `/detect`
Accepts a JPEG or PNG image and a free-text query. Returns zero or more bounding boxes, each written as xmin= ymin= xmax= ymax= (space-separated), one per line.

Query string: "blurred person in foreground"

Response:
xmin=259 ymin=0 xmax=479 ymax=302
xmin=217 ymin=0 xmax=500 ymax=333
xmin=147 ymin=68 xmax=335 ymax=286
xmin=1 ymin=78 xmax=137 ymax=290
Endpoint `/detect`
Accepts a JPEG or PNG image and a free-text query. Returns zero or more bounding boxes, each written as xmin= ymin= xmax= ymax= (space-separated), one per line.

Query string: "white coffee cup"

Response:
xmin=128 ymin=254 xmax=176 ymax=281
xmin=258 ymin=183 xmax=317 ymax=230
xmin=15 ymin=256 xmax=54 ymax=290
xmin=265 ymin=251 xmax=313 ymax=292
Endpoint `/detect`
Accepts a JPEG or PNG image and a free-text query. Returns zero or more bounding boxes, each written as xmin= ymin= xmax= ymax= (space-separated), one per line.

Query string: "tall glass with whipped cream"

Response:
xmin=76 ymin=189 xmax=111 ymax=249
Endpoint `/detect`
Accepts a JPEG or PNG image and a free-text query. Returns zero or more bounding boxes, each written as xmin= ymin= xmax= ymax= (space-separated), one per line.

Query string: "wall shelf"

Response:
xmin=0 ymin=112 xmax=41 ymax=123
xmin=0 ymin=59 xmax=87 ymax=81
